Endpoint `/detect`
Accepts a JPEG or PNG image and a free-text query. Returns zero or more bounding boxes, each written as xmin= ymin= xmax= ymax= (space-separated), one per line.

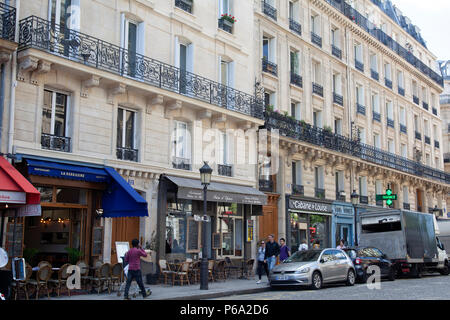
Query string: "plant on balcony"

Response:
xmin=299 ymin=119 xmax=308 ymax=128
xmin=265 ymin=104 xmax=274 ymax=112
xmin=220 ymin=13 xmax=237 ymax=24
xmin=323 ymin=125 xmax=333 ymax=133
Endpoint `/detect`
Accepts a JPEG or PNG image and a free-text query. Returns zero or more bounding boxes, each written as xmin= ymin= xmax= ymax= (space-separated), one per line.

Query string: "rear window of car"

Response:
xmin=357 ymin=248 xmax=382 ymax=258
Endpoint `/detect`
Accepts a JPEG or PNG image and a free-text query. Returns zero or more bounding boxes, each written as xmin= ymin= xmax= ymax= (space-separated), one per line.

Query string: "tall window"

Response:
xmin=173 ymin=121 xmax=190 ymax=162
xmin=335 ymin=171 xmax=344 ymax=193
xmin=315 ymin=166 xmax=324 ymax=189
xmin=397 ymin=70 xmax=404 ymax=88
xmin=42 ymin=89 xmax=69 ymax=139
xmin=354 ymin=42 xmax=363 ymax=63
xmin=414 ymin=115 xmax=420 ymax=133
xmin=399 ymin=106 xmax=406 ymax=126
xmin=333 ymin=73 xmax=342 ymax=95
xmin=290 ymin=50 xmax=300 ymax=75
xmin=403 ymin=186 xmax=409 ymax=205
xmin=49 ymin=0 xmax=80 ymax=31
xmin=384 ymin=62 xmax=391 ymax=81
xmin=412 ymin=80 xmax=418 ymax=97
xmin=292 ymin=160 xmax=302 ymax=186
xmin=422 ymin=87 xmax=428 ymax=103
xmin=373 ymin=133 xmax=381 ymax=148
xmin=334 ymin=118 xmax=342 ymax=135
xmin=359 ymin=127 xmax=366 ymax=144
xmin=331 ymin=26 xmax=340 ymax=48
xmin=356 ymin=84 xmax=364 ymax=105
xmin=388 ymin=138 xmax=395 ymax=154
xmin=401 ymin=143 xmax=407 ymax=158
xmin=312 ymin=61 xmax=321 ymax=85
xmin=386 ymin=100 xmax=394 ymax=120
xmin=217 ymin=203 xmax=243 ymax=257
xmin=117 ymin=108 xmax=137 ymax=161
xmin=291 ymin=101 xmax=301 ymax=120
xmin=263 ymin=36 xmax=276 ymax=63
xmin=311 ymin=14 xmax=320 ymax=35
xmin=370 ymin=53 xmax=378 ymax=72
xmin=219 ymin=0 xmax=232 ymax=16
xmin=372 ymin=92 xmax=380 ymax=113
xmin=313 ymin=110 xmax=322 ymax=128
xmin=359 ymin=176 xmax=368 ymax=197
xmin=264 ymin=90 xmax=276 ymax=109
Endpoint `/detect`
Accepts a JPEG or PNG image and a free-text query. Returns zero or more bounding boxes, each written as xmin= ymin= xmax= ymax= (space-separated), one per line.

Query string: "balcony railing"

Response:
xmin=0 ymin=3 xmax=15 ymax=42
xmin=264 ymin=111 xmax=450 ymax=184
xmin=262 ymin=1 xmax=277 ymax=21
xmin=333 ymin=93 xmax=343 ymax=106
xmin=425 ymin=136 xmax=430 ymax=145
xmin=323 ymin=0 xmax=443 ymax=88
xmin=444 ymin=153 xmax=450 ymax=164
xmin=117 ymin=147 xmax=138 ymax=162
xmin=355 ymin=59 xmax=364 ymax=72
xmin=259 ymin=179 xmax=274 ymax=192
xmin=41 ymin=133 xmax=71 ymax=152
xmin=357 ymin=103 xmax=366 ymax=116
xmin=218 ymin=18 xmax=233 ymax=33
xmin=415 ymin=131 xmax=421 ymax=140
xmin=262 ymin=58 xmax=277 ymax=77
xmin=435 ymin=140 xmax=440 ymax=149
xmin=387 ymin=118 xmax=394 ymax=128
xmin=315 ymin=188 xmax=325 ymax=199
xmin=332 ymin=45 xmax=342 ymax=59
xmin=290 ymin=73 xmax=303 ymax=88
xmin=311 ymin=32 xmax=322 ymax=47
xmin=432 ymin=107 xmax=437 ymax=116
xmin=403 ymin=203 xmax=410 ymax=210
xmin=372 ymin=111 xmax=381 ymax=122
xmin=175 ymin=0 xmax=193 ymax=14
xmin=292 ymin=184 xmax=304 ymax=196
xmin=413 ymin=95 xmax=419 ymax=105
xmin=218 ymin=164 xmax=232 ymax=177
xmin=371 ymin=69 xmax=379 ymax=81
xmin=289 ymin=19 xmax=301 ymax=36
xmin=385 ymin=78 xmax=392 ymax=89
xmin=400 ymin=124 xmax=407 ymax=134
xmin=398 ymin=87 xmax=405 ymax=96
xmin=19 ymin=16 xmax=264 ymax=120
xmin=312 ymin=83 xmax=323 ymax=97
xmin=172 ymin=157 xmax=191 ymax=170
xmin=423 ymin=102 xmax=429 ymax=111
xmin=360 ymin=195 xmax=368 ymax=204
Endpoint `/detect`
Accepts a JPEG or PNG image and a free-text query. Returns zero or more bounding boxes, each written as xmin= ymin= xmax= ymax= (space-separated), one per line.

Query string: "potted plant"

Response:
xmin=220 ymin=13 xmax=237 ymax=29
xmin=23 ymin=248 xmax=39 ymax=266
xmin=65 ymin=247 xmax=83 ymax=265
xmin=265 ymin=104 xmax=274 ymax=112
xmin=323 ymin=125 xmax=333 ymax=133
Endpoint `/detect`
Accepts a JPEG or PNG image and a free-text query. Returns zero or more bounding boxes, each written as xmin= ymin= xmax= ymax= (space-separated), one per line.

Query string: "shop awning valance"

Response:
xmin=165 ymin=175 xmax=267 ymax=205
xmin=0 ymin=156 xmax=40 ymax=205
xmin=24 ymin=158 xmax=148 ymax=218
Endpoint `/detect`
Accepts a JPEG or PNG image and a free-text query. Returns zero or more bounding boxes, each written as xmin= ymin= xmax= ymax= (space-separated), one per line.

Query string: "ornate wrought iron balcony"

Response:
xmin=398 ymin=87 xmax=405 ymax=96
xmin=117 ymin=147 xmax=138 ymax=162
xmin=259 ymin=179 xmax=274 ymax=192
xmin=413 ymin=95 xmax=419 ymax=105
xmin=400 ymin=124 xmax=407 ymax=134
xmin=19 ymin=16 xmax=264 ymax=120
xmin=218 ymin=164 xmax=232 ymax=177
xmin=218 ymin=18 xmax=233 ymax=34
xmin=41 ymin=133 xmax=71 ymax=152
xmin=332 ymin=45 xmax=342 ymax=59
xmin=415 ymin=131 xmax=422 ymax=140
xmin=372 ymin=111 xmax=381 ymax=122
xmin=432 ymin=107 xmax=437 ymax=116
xmin=371 ymin=69 xmax=379 ymax=81
xmin=263 ymin=111 xmax=450 ymax=185
xmin=355 ymin=59 xmax=364 ymax=72
xmin=333 ymin=93 xmax=343 ymax=106
xmin=357 ymin=103 xmax=366 ymax=116
xmin=425 ymin=136 xmax=430 ymax=145
xmin=387 ymin=118 xmax=394 ymax=128
xmin=175 ymin=0 xmax=193 ymax=14
xmin=290 ymin=73 xmax=303 ymax=88
xmin=262 ymin=58 xmax=277 ymax=76
xmin=292 ymin=184 xmax=304 ymax=196
xmin=0 ymin=3 xmax=15 ymax=42
xmin=172 ymin=157 xmax=191 ymax=170
xmin=311 ymin=32 xmax=322 ymax=47
xmin=323 ymin=0 xmax=443 ymax=88
xmin=385 ymin=78 xmax=392 ymax=89
xmin=435 ymin=140 xmax=440 ymax=149
xmin=360 ymin=195 xmax=368 ymax=204
xmin=315 ymin=188 xmax=325 ymax=199
xmin=422 ymin=102 xmax=429 ymax=111
xmin=262 ymin=1 xmax=277 ymax=21
xmin=289 ymin=19 xmax=301 ymax=36
xmin=312 ymin=83 xmax=323 ymax=97
xmin=403 ymin=203 xmax=410 ymax=210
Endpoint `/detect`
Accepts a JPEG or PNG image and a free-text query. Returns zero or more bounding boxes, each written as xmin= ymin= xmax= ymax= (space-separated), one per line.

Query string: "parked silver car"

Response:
xmin=269 ymin=249 xmax=356 ymax=289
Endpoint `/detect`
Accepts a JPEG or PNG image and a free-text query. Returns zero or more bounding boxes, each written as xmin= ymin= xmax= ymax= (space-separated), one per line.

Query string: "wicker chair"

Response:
xmin=207 ymin=260 xmax=215 ymax=282
xmin=174 ymin=261 xmax=191 ymax=286
xmin=89 ymin=263 xmax=112 ymax=294
xmin=48 ymin=263 xmax=71 ymax=297
xmin=215 ymin=260 xmax=227 ymax=281
xmin=37 ymin=261 xmax=51 ymax=269
xmin=225 ymin=257 xmax=240 ymax=279
xmin=158 ymin=259 xmax=175 ymax=286
xmin=189 ymin=260 xmax=201 ymax=284
xmin=244 ymin=259 xmax=255 ymax=277
xmin=12 ymin=263 xmax=33 ymax=300
xmin=110 ymin=263 xmax=123 ymax=292
xmin=28 ymin=265 xmax=53 ymax=299
xmin=76 ymin=260 xmax=90 ymax=290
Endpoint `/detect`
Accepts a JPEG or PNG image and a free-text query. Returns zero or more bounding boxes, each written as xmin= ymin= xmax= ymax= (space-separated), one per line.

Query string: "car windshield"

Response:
xmin=284 ymin=250 xmax=321 ymax=263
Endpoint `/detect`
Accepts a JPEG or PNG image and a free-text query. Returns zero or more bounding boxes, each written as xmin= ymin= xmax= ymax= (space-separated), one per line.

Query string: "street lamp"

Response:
xmin=432 ymin=205 xmax=440 ymax=218
xmin=351 ymin=190 xmax=359 ymax=246
xmin=199 ymin=161 xmax=212 ymax=290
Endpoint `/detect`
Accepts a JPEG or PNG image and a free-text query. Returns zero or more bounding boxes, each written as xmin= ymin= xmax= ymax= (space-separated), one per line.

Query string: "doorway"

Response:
xmin=110 ymin=217 xmax=140 ymax=264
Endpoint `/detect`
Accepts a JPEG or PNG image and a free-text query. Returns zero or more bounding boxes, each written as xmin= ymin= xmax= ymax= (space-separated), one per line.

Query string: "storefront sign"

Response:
xmin=246 ymin=219 xmax=254 ymax=242
xmin=289 ymin=199 xmax=332 ymax=213
xmin=178 ymin=189 xmax=266 ymax=205
xmin=0 ymin=191 xmax=26 ymax=204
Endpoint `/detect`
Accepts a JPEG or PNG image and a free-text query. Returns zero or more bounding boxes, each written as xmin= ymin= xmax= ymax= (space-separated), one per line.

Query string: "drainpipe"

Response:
xmin=7 ymin=0 xmax=19 ymax=155
xmin=0 ymin=0 xmax=11 ymax=153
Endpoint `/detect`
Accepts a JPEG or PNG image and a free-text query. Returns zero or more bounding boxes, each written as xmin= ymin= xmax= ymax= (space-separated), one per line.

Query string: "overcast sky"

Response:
xmin=392 ymin=0 xmax=450 ymax=61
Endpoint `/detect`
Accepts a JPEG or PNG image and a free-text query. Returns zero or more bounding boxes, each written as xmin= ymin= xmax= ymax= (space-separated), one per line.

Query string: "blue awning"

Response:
xmin=24 ymin=158 xmax=148 ymax=218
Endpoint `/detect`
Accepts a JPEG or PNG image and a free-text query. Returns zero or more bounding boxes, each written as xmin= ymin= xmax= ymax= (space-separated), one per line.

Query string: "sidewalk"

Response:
xmin=53 ymin=276 xmax=271 ymax=300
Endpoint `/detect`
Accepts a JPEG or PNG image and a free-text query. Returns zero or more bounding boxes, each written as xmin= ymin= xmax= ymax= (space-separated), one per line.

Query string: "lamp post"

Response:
xmin=351 ymin=190 xmax=359 ymax=246
xmin=432 ymin=205 xmax=440 ymax=218
xmin=199 ymin=161 xmax=212 ymax=290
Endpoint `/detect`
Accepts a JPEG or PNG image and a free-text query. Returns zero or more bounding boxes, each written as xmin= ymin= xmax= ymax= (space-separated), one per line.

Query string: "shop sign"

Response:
xmin=246 ymin=219 xmax=254 ymax=242
xmin=178 ymin=189 xmax=266 ymax=205
xmin=0 ymin=191 xmax=26 ymax=204
xmin=289 ymin=199 xmax=332 ymax=213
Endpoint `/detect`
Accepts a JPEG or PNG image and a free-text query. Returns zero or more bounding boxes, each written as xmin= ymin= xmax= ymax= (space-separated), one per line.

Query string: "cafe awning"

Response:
xmin=165 ymin=175 xmax=267 ymax=205
xmin=0 ymin=156 xmax=40 ymax=205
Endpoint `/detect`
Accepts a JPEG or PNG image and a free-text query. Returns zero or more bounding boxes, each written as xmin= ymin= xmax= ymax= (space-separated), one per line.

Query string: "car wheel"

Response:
xmin=311 ymin=271 xmax=322 ymax=290
xmin=439 ymin=261 xmax=449 ymax=276
xmin=346 ymin=269 xmax=355 ymax=286
xmin=388 ymin=267 xmax=396 ymax=281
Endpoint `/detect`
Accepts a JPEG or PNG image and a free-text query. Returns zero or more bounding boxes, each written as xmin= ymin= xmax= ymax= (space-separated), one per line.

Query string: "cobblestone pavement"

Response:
xmin=214 ymin=273 xmax=450 ymax=300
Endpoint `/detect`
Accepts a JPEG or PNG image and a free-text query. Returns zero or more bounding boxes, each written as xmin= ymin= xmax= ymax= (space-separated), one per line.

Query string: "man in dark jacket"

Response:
xmin=264 ymin=234 xmax=280 ymax=272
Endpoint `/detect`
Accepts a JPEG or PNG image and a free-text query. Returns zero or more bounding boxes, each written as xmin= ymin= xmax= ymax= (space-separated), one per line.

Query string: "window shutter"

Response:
xmin=174 ymin=36 xmax=180 ymax=68
xmin=187 ymin=43 xmax=194 ymax=73
xmin=227 ymin=130 xmax=235 ymax=166
xmin=137 ymin=22 xmax=145 ymax=56
xmin=228 ymin=61 xmax=235 ymax=88
xmin=186 ymin=124 xmax=192 ymax=162
xmin=120 ymin=13 xmax=126 ymax=49
xmin=218 ymin=0 xmax=224 ymax=17
xmin=69 ymin=0 xmax=81 ymax=31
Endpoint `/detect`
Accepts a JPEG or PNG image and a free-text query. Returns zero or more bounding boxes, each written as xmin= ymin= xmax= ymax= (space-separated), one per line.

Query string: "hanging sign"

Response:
xmin=246 ymin=219 xmax=254 ymax=242
xmin=376 ymin=189 xmax=397 ymax=206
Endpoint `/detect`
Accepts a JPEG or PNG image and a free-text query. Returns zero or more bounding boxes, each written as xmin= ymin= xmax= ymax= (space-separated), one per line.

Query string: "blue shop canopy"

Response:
xmin=25 ymin=158 xmax=148 ymax=218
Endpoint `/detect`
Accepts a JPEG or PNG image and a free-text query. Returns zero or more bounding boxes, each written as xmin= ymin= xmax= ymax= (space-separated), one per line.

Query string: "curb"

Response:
xmin=165 ymin=287 xmax=271 ymax=300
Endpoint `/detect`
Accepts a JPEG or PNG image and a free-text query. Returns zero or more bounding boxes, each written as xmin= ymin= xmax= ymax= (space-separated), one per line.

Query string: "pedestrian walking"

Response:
xmin=256 ymin=240 xmax=270 ymax=284
xmin=264 ymin=234 xmax=280 ymax=272
xmin=123 ymin=239 xmax=151 ymax=300
xmin=312 ymin=239 xmax=320 ymax=249
xmin=337 ymin=239 xmax=346 ymax=250
xmin=279 ymin=238 xmax=291 ymax=262
xmin=298 ymin=239 xmax=308 ymax=251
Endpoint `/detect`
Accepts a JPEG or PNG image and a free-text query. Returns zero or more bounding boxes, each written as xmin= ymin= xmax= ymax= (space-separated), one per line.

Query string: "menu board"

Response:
xmin=92 ymin=227 xmax=103 ymax=256
xmin=212 ymin=233 xmax=221 ymax=249
xmin=186 ymin=218 xmax=200 ymax=253
xmin=5 ymin=223 xmax=24 ymax=258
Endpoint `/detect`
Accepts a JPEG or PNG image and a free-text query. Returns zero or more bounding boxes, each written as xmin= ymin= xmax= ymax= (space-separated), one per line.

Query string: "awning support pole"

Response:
xmin=11 ymin=208 xmax=17 ymax=258
xmin=0 ymin=210 xmax=5 ymax=248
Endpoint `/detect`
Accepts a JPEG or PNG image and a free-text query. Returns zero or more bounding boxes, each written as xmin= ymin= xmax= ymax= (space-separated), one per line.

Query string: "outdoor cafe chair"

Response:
xmin=12 ymin=263 xmax=33 ymax=300
xmin=175 ymin=261 xmax=191 ymax=286
xmin=37 ymin=261 xmax=51 ymax=269
xmin=48 ymin=263 xmax=71 ymax=297
xmin=89 ymin=263 xmax=112 ymax=294
xmin=158 ymin=259 xmax=175 ymax=286
xmin=215 ymin=260 xmax=227 ymax=281
xmin=244 ymin=259 xmax=255 ymax=278
xmin=110 ymin=263 xmax=123 ymax=292
xmin=189 ymin=260 xmax=201 ymax=284
xmin=28 ymin=265 xmax=53 ymax=299
xmin=224 ymin=257 xmax=240 ymax=279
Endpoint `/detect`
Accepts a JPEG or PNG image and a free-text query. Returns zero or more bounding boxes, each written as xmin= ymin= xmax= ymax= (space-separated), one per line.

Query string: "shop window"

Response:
xmin=56 ymin=187 xmax=87 ymax=204
xmin=166 ymin=200 xmax=193 ymax=255
xmin=217 ymin=203 xmax=243 ymax=257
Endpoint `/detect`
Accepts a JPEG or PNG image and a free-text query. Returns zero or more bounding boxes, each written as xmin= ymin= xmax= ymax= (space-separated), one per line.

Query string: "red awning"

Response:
xmin=0 ymin=156 xmax=40 ymax=205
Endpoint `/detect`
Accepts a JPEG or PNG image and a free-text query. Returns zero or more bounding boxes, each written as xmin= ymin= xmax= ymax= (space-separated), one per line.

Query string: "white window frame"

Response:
xmin=173 ymin=120 xmax=191 ymax=161
xmin=117 ymin=106 xmax=137 ymax=150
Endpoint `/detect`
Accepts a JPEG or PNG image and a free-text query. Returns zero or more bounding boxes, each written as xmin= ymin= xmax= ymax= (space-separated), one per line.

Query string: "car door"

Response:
xmin=333 ymin=250 xmax=350 ymax=280
xmin=372 ymin=248 xmax=390 ymax=276
xmin=319 ymin=249 xmax=338 ymax=282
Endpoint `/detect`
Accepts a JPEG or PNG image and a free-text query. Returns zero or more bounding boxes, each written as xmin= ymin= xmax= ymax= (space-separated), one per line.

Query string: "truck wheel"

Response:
xmin=439 ymin=261 xmax=449 ymax=276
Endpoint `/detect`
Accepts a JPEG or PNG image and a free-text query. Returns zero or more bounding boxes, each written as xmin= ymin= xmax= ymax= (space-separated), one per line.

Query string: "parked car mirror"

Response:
xmin=320 ymin=259 xmax=325 ymax=263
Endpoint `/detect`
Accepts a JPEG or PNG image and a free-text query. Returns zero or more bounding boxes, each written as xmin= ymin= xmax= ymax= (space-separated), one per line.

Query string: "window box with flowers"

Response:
xmin=218 ymin=14 xmax=236 ymax=33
